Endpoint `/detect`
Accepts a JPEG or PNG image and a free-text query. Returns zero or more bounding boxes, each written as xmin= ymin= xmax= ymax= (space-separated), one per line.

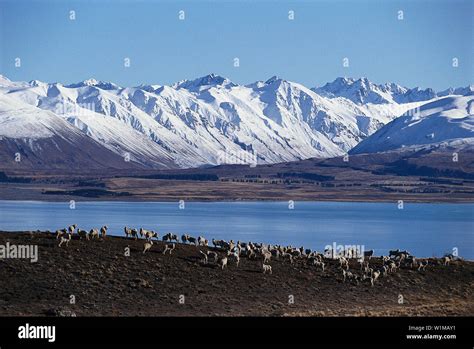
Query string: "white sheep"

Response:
xmin=163 ymin=233 xmax=178 ymax=242
xmin=58 ymin=233 xmax=71 ymax=248
xmin=56 ymin=228 xmax=67 ymax=239
xmin=212 ymin=239 xmax=228 ymax=250
xmin=124 ymin=227 xmax=138 ymax=240
xmin=198 ymin=236 xmax=208 ymax=246
xmin=388 ymin=261 xmax=398 ymax=273
xmin=339 ymin=257 xmax=349 ymax=270
xmin=218 ymin=256 xmax=228 ymax=270
xmin=143 ymin=240 xmax=153 ymax=254
xmin=89 ymin=228 xmax=99 ymax=240
xmin=270 ymin=248 xmax=281 ymax=259
xmin=199 ymin=250 xmax=208 ymax=264
xmin=406 ymin=256 xmax=417 ymax=268
xmin=206 ymin=251 xmax=218 ymax=263
xmin=141 ymin=229 xmax=158 ymax=241
xmin=358 ymin=257 xmax=365 ymax=270
xmin=418 ymin=260 xmax=428 ymax=271
xmin=67 ymin=224 xmax=77 ymax=235
xmin=262 ymin=251 xmax=272 ymax=264
xmin=371 ymin=270 xmax=381 ymax=286
xmin=342 ymin=269 xmax=351 ymax=282
xmin=443 ymin=256 xmax=451 ymax=266
xmin=234 ymin=254 xmax=240 ymax=267
xmin=77 ymin=229 xmax=89 ymax=240
xmin=100 ymin=225 xmax=108 ymax=239
xmin=262 ymin=264 xmax=272 ymax=274
xmin=227 ymin=251 xmax=240 ymax=267
xmin=139 ymin=228 xmax=147 ymax=238
xmin=290 ymin=249 xmax=302 ymax=257
xmin=162 ymin=243 xmax=176 ymax=255
xmin=124 ymin=226 xmax=131 ymax=238
xmin=247 ymin=249 xmax=256 ymax=260
xmin=282 ymin=252 xmax=293 ymax=264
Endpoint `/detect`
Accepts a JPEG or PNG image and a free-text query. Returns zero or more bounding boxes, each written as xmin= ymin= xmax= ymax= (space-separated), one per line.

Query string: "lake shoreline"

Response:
xmin=1 ymin=201 xmax=472 ymax=260
xmin=1 ymin=196 xmax=473 ymax=204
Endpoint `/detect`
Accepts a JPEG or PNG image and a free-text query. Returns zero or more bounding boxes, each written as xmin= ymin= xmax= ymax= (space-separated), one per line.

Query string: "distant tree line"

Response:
xmin=0 ymin=172 xmax=31 ymax=183
xmin=277 ymin=172 xmax=334 ymax=182
xmin=137 ymin=173 xmax=219 ymax=181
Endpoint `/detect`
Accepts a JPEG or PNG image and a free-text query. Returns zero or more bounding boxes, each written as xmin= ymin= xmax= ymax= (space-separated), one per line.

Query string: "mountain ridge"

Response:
xmin=350 ymin=95 xmax=474 ymax=155
xmin=1 ymin=74 xmax=472 ymax=170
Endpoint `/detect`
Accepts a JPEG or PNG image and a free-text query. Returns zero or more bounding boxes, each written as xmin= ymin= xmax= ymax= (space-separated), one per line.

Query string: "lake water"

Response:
xmin=0 ymin=200 xmax=473 ymax=259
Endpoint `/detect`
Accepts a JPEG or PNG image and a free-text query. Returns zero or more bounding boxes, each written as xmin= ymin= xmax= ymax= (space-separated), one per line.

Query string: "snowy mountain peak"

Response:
xmin=0 ymin=75 xmax=29 ymax=88
xmin=319 ymin=77 xmax=355 ymax=90
xmin=316 ymin=76 xmax=370 ymax=92
xmin=352 ymin=77 xmax=378 ymax=92
xmin=0 ymin=75 xmax=11 ymax=83
xmin=66 ymin=78 xmax=120 ymax=90
xmin=265 ymin=75 xmax=282 ymax=84
xmin=381 ymin=82 xmax=408 ymax=95
xmin=438 ymin=85 xmax=474 ymax=97
xmin=354 ymin=77 xmax=371 ymax=86
xmin=314 ymin=77 xmax=445 ymax=105
xmin=313 ymin=76 xmax=390 ymax=104
xmin=402 ymin=87 xmax=436 ymax=103
xmin=29 ymin=79 xmax=48 ymax=87
xmin=83 ymin=78 xmax=99 ymax=86
xmin=174 ymin=73 xmax=236 ymax=91
xmin=137 ymin=84 xmax=163 ymax=93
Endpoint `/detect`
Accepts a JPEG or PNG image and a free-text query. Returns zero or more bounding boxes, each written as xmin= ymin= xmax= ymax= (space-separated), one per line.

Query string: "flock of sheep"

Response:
xmin=56 ymin=224 xmax=108 ymax=246
xmin=55 ymin=224 xmax=456 ymax=284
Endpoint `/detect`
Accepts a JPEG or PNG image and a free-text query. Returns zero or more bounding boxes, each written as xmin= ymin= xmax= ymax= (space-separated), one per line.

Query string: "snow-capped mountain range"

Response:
xmin=350 ymin=95 xmax=474 ymax=154
xmin=0 ymin=73 xmax=472 ymax=169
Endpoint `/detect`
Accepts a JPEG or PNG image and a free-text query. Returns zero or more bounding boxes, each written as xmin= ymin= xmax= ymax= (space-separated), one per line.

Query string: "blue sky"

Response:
xmin=0 ymin=0 xmax=472 ymax=90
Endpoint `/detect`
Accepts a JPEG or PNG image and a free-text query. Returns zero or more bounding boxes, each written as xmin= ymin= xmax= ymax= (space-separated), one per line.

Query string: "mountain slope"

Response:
xmin=313 ymin=77 xmax=472 ymax=105
xmin=350 ymin=95 xmax=474 ymax=154
xmin=0 ymin=93 xmax=154 ymax=170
